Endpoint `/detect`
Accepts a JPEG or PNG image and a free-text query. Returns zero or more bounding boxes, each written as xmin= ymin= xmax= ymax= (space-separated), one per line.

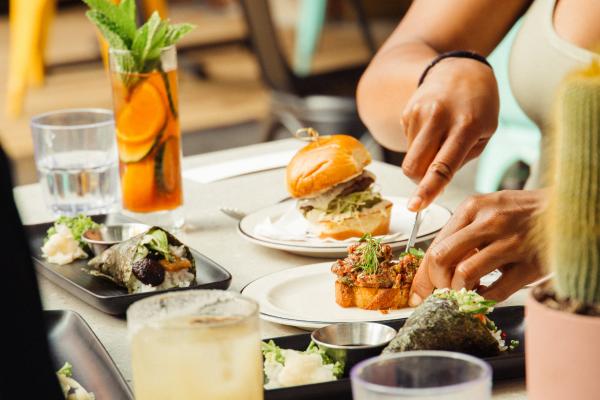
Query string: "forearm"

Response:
xmin=357 ymin=40 xmax=437 ymax=152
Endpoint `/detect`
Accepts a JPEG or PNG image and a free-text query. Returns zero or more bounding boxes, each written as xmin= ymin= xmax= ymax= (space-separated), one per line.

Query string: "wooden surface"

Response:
xmin=15 ymin=139 xmax=526 ymax=398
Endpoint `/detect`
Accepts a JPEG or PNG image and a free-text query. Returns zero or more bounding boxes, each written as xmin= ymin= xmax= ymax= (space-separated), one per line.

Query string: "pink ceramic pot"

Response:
xmin=526 ymin=292 xmax=600 ymax=399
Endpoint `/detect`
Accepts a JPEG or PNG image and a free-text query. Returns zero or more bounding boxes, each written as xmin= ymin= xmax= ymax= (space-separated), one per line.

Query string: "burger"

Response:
xmin=286 ymin=135 xmax=392 ymax=240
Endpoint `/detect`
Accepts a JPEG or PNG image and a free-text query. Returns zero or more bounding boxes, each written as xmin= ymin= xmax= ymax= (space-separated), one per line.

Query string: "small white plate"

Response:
xmin=238 ymin=196 xmax=451 ymax=258
xmin=242 ymin=262 xmax=530 ymax=330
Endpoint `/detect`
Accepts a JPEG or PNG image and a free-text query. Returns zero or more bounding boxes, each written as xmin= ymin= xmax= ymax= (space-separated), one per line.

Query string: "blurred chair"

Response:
xmin=475 ymin=21 xmax=541 ymax=193
xmin=294 ymin=0 xmax=376 ymax=76
xmin=5 ymin=0 xmax=167 ymax=118
xmin=239 ymin=0 xmax=374 ymax=142
xmin=6 ymin=0 xmax=55 ymax=118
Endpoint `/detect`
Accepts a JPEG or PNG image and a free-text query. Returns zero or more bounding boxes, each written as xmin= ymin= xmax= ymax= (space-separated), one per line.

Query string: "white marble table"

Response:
xmin=14 ymin=139 xmax=526 ymax=398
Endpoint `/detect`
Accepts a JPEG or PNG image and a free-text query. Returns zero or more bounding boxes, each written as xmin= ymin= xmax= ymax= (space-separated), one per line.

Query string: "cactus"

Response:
xmin=543 ymin=63 xmax=600 ymax=304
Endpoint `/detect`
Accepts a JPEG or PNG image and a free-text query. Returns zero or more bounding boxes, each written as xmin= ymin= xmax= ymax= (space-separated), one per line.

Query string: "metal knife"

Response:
xmin=405 ymin=210 xmax=423 ymax=252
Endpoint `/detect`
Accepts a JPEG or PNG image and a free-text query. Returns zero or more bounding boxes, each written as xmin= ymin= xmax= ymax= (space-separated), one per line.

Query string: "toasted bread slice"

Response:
xmin=335 ymin=281 xmax=410 ymax=310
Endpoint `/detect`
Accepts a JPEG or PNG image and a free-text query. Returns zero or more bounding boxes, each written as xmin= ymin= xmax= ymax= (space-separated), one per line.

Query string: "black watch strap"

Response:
xmin=418 ymin=50 xmax=492 ymax=87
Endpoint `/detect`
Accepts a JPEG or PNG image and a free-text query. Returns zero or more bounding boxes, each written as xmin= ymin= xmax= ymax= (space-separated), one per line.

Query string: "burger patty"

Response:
xmin=339 ymin=174 xmax=375 ymax=197
xmin=297 ymin=171 xmax=377 ymax=216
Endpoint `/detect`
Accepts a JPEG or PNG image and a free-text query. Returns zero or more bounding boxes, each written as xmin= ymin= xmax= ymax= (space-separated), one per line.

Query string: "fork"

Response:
xmin=219 ymin=196 xmax=292 ymax=221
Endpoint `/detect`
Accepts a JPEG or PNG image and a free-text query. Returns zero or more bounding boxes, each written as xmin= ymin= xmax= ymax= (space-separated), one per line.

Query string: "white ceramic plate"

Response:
xmin=242 ymin=262 xmax=530 ymax=330
xmin=238 ymin=196 xmax=452 ymax=258
xmin=242 ymin=263 xmax=415 ymax=330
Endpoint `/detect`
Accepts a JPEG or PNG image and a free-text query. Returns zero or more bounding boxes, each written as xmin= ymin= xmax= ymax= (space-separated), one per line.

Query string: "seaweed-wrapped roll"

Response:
xmin=384 ymin=289 xmax=516 ymax=357
xmin=88 ymin=227 xmax=196 ymax=293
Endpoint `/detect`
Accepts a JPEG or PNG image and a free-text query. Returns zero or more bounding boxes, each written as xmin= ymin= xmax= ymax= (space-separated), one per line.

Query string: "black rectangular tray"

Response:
xmin=264 ymin=306 xmax=525 ymax=400
xmin=27 ymin=214 xmax=232 ymax=315
xmin=46 ymin=310 xmax=133 ymax=399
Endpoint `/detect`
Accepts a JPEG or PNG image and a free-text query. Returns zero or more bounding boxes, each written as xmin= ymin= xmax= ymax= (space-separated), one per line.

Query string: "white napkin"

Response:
xmin=183 ymin=150 xmax=297 ymax=184
xmin=253 ymin=204 xmax=406 ymax=244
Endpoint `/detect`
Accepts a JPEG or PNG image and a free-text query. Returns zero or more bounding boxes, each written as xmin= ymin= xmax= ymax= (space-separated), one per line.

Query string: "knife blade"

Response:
xmin=405 ymin=210 xmax=423 ymax=252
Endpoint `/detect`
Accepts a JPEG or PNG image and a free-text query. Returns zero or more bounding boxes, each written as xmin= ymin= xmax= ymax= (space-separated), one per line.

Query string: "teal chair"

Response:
xmin=294 ymin=0 xmax=327 ymax=76
xmin=475 ymin=21 xmax=541 ymax=193
xmin=293 ymin=0 xmax=376 ymax=76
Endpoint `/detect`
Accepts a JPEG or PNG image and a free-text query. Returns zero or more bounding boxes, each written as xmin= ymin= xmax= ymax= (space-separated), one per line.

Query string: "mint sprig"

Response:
xmin=83 ymin=0 xmax=195 ymax=73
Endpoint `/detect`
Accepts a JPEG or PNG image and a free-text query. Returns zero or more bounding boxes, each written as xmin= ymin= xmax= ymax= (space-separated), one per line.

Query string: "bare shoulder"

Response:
xmin=554 ymin=0 xmax=600 ymax=52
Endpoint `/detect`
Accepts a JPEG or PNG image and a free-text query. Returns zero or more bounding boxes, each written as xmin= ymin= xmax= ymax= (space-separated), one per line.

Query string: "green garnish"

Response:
xmin=400 ymin=247 xmax=425 ymax=259
xmin=261 ymin=340 xmax=344 ymax=379
xmin=306 ymin=341 xmax=344 ymax=378
xmin=138 ymin=228 xmax=173 ymax=261
xmin=326 ymin=189 xmax=382 ymax=215
xmin=82 ymin=0 xmax=195 ymax=74
xmin=353 ymin=234 xmax=384 ymax=275
xmin=57 ymin=362 xmax=73 ymax=378
xmin=45 ymin=215 xmax=99 ymax=248
xmin=509 ymin=339 xmax=520 ymax=350
xmin=261 ymin=340 xmax=286 ymax=365
xmin=433 ymin=288 xmax=497 ymax=315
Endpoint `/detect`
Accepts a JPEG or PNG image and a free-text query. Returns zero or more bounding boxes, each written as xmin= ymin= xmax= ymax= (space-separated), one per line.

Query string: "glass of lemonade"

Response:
xmin=351 ymin=351 xmax=492 ymax=400
xmin=127 ymin=290 xmax=263 ymax=400
xmin=108 ymin=45 xmax=184 ymax=230
xmin=30 ymin=108 xmax=120 ymax=215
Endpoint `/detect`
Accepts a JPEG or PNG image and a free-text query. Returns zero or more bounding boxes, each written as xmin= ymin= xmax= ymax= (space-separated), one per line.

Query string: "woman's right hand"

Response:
xmin=410 ymin=189 xmax=545 ymax=305
xmin=401 ymin=57 xmax=500 ymax=211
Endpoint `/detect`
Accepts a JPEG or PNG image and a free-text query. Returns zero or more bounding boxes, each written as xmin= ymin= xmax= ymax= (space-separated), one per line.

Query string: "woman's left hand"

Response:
xmin=409 ymin=189 xmax=546 ymax=305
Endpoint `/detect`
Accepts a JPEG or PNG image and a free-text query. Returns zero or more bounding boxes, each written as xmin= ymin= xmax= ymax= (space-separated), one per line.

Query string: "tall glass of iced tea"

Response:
xmin=108 ymin=45 xmax=184 ymax=229
xmin=127 ymin=290 xmax=263 ymax=400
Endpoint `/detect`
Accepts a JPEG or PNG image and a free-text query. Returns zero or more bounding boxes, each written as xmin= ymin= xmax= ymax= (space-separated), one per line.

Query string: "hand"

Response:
xmin=402 ymin=57 xmax=500 ymax=211
xmin=410 ymin=190 xmax=546 ymax=305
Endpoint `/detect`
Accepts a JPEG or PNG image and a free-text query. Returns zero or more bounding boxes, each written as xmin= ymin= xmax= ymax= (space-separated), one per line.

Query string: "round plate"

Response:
xmin=242 ymin=263 xmax=415 ymax=330
xmin=242 ymin=263 xmax=530 ymax=330
xmin=238 ymin=196 xmax=451 ymax=258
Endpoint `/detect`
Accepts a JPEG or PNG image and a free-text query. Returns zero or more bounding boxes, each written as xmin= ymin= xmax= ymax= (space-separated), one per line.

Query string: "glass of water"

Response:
xmin=351 ymin=351 xmax=492 ymax=400
xmin=31 ymin=109 xmax=120 ymax=215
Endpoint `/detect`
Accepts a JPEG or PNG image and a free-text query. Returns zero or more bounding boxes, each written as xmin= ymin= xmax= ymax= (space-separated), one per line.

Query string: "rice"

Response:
xmin=136 ymin=269 xmax=195 ymax=293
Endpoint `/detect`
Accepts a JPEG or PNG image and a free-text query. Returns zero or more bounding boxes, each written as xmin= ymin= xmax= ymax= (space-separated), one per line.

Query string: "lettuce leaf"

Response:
xmin=326 ymin=188 xmax=382 ymax=215
xmin=57 ymin=362 xmax=73 ymax=378
xmin=305 ymin=341 xmax=344 ymax=378
xmin=261 ymin=340 xmax=344 ymax=378
xmin=261 ymin=340 xmax=285 ymax=365
xmin=138 ymin=228 xmax=173 ymax=261
xmin=433 ymin=288 xmax=497 ymax=315
xmin=45 ymin=215 xmax=99 ymax=248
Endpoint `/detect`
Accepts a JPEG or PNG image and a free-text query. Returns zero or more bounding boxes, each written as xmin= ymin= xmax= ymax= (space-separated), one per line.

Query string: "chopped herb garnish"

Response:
xmin=355 ymin=234 xmax=383 ymax=275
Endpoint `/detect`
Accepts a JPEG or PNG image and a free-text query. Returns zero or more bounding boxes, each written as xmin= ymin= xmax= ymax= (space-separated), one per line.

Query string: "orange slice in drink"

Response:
xmin=121 ymin=159 xmax=156 ymax=211
xmin=116 ymin=79 xmax=167 ymax=144
xmin=117 ymin=126 xmax=163 ymax=163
